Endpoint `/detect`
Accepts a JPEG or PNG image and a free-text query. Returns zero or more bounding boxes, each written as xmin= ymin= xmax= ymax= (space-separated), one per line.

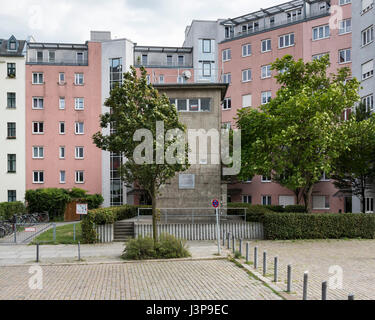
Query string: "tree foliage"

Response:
xmin=93 ymin=66 xmax=189 ymax=242
xmin=236 ymin=55 xmax=360 ymax=212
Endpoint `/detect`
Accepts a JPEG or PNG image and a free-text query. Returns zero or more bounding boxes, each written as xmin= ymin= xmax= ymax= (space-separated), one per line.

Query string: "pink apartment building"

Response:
xmin=25 ymin=41 xmax=102 ymax=194
xmin=218 ymin=0 xmax=352 ymax=212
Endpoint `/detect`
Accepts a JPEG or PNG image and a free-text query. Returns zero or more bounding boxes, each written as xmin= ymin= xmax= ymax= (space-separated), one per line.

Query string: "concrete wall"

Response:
xmin=0 ymin=55 xmax=26 ymax=202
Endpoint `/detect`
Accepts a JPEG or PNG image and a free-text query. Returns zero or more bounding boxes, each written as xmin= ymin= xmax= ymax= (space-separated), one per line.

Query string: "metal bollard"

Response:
xmin=36 ymin=243 xmax=39 ymax=262
xmin=73 ymin=223 xmax=76 ymax=241
xmin=263 ymin=251 xmax=267 ymax=276
xmin=222 ymin=231 xmax=225 ymax=246
xmin=322 ymin=281 xmax=327 ymax=300
xmin=232 ymin=237 xmax=236 ymax=253
xmin=274 ymin=257 xmax=278 ymax=282
xmin=246 ymin=243 xmax=249 ymax=263
xmin=53 ymin=223 xmax=56 ymax=241
xmin=254 ymin=247 xmax=258 ymax=269
xmin=348 ymin=294 xmax=354 ymax=300
xmin=239 ymin=239 xmax=242 ymax=256
xmin=14 ymin=223 xmax=17 ymax=243
xmin=303 ymin=272 xmax=308 ymax=300
xmin=227 ymin=233 xmax=230 ymax=249
xmin=287 ymin=265 xmax=292 ymax=293
xmin=78 ymin=241 xmax=81 ymax=261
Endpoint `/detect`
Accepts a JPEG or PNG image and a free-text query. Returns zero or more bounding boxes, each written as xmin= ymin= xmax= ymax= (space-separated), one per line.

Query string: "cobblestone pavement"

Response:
xmin=236 ymin=239 xmax=375 ymax=300
xmin=0 ymin=260 xmax=282 ymax=300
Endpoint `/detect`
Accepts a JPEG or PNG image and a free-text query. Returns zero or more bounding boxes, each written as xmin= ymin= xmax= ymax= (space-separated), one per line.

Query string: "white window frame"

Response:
xmin=222 ymin=48 xmax=231 ymax=62
xmin=202 ymin=39 xmax=211 ymax=53
xmin=75 ymin=122 xmax=84 ymax=135
xmin=75 ymin=147 xmax=84 ymax=159
xmin=59 ymin=72 xmax=65 ymax=84
xmin=261 ymin=39 xmax=271 ymax=53
xmin=32 ymin=122 xmax=44 ymax=134
xmin=339 ymin=19 xmax=352 ymax=35
xmin=159 ymin=75 xmax=164 ymax=84
xmin=362 ymin=94 xmax=374 ymax=112
xmin=362 ymin=60 xmax=374 ymax=80
xmin=313 ymin=53 xmax=329 ymax=61
xmin=59 ymin=146 xmax=65 ymax=159
xmin=313 ymin=25 xmax=330 ymax=41
xmin=32 ymin=146 xmax=44 ymax=159
xmin=32 ymin=72 xmax=44 ymax=84
xmin=362 ymin=26 xmax=374 ymax=47
xmin=223 ymin=73 xmax=231 ymax=84
xmin=242 ymin=195 xmax=252 ymax=204
xmin=313 ymin=195 xmax=330 ymax=210
xmin=59 ymin=122 xmax=65 ymax=135
xmin=261 ymin=91 xmax=272 ymax=105
xmin=74 ymin=73 xmax=84 ymax=85
xmin=242 ymin=69 xmax=252 ymax=82
xmin=286 ymin=8 xmax=302 ymax=22
xmin=75 ymin=171 xmax=85 ymax=184
xmin=362 ymin=0 xmax=374 ymax=14
xmin=60 ymin=170 xmax=66 ymax=184
xmin=261 ymin=175 xmax=272 ymax=182
xmin=32 ymin=97 xmax=44 ymax=110
xmin=242 ymin=44 xmax=251 ymax=57
xmin=279 ymin=33 xmax=295 ymax=49
xmin=74 ymin=97 xmax=85 ymax=110
xmin=261 ymin=65 xmax=272 ymax=79
xmin=339 ymin=0 xmax=351 ymax=5
xmin=365 ymin=197 xmax=374 ymax=213
xmin=59 ymin=97 xmax=65 ymax=110
xmin=222 ymin=98 xmax=231 ymax=110
xmin=33 ymin=171 xmax=44 ymax=184
xmin=262 ymin=195 xmax=272 ymax=206
xmin=339 ymin=49 xmax=351 ymax=64
xmin=242 ymin=94 xmax=252 ymax=108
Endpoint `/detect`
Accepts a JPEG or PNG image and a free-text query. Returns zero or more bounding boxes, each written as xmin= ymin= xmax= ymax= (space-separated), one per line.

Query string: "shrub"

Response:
xmin=0 ymin=201 xmax=26 ymax=221
xmin=227 ymin=203 xmax=273 ymax=222
xmin=85 ymin=194 xmax=104 ymax=210
xmin=121 ymin=234 xmax=190 ymax=260
xmin=284 ymin=205 xmax=307 ymax=213
xmin=263 ymin=205 xmax=285 ymax=213
xmin=263 ymin=212 xmax=375 ymax=240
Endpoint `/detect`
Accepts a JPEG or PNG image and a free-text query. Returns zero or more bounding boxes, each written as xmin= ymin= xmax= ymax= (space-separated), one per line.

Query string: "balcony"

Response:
xmin=27 ymin=58 xmax=88 ymax=66
xmin=134 ymin=62 xmax=193 ymax=69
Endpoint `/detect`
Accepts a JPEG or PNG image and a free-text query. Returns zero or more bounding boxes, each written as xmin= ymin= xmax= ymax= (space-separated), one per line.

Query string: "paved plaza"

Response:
xmin=0 ymin=259 xmax=282 ymax=300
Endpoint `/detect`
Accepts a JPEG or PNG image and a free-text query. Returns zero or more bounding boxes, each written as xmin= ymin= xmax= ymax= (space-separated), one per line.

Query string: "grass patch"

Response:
xmin=31 ymin=223 xmax=82 ymax=245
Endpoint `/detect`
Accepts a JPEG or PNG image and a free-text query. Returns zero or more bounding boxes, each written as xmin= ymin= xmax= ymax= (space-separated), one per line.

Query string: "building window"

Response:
xmin=362 ymin=26 xmax=374 ymax=46
xmin=320 ymin=172 xmax=330 ymax=181
xmin=262 ymin=195 xmax=272 ymax=205
xmin=286 ymin=8 xmax=302 ymax=22
xmin=177 ymin=75 xmax=185 ymax=84
xmin=222 ymin=122 xmax=231 ymax=130
xmin=33 ymin=171 xmax=44 ymax=184
xmin=59 ymin=146 xmax=65 ymax=159
xmin=242 ymin=44 xmax=251 ymax=57
xmin=60 ymin=171 xmax=66 ymax=184
xmin=203 ymin=62 xmax=211 ymax=77
xmin=169 ymin=98 xmax=211 ymax=112
xmin=222 ymin=49 xmax=231 ymax=62
xmin=110 ymin=58 xmax=123 ymax=90
xmin=76 ymin=52 xmax=84 ymax=64
xmin=7 ymin=63 xmax=16 ymax=77
xmin=7 ymin=92 xmax=16 ymax=108
xmin=159 ymin=75 xmax=164 ymax=84
xmin=74 ymin=73 xmax=84 ymax=85
xmin=7 ymin=122 xmax=16 ymax=139
xmin=32 ymin=72 xmax=44 ymax=84
xmin=59 ymin=122 xmax=65 ymax=134
xmin=32 ymin=146 xmax=44 ymax=159
xmin=279 ymin=33 xmax=295 ymax=48
xmin=362 ymin=0 xmax=374 ymax=13
xmin=261 ymin=65 xmax=272 ymax=79
xmin=48 ymin=51 xmax=55 ymax=62
xmin=313 ymin=53 xmax=329 ymax=61
xmin=7 ymin=154 xmax=16 ymax=173
xmin=75 ymin=147 xmax=84 ymax=159
xmin=261 ymin=91 xmax=272 ymax=104
xmin=222 ymin=73 xmax=231 ymax=84
xmin=366 ymin=197 xmax=374 ymax=212
xmin=339 ymin=0 xmax=351 ymax=5
xmin=32 ymin=97 xmax=44 ymax=110
xmin=8 ymin=39 xmax=16 ymax=51
xmin=75 ymin=122 xmax=84 ymax=134
xmin=178 ymin=55 xmax=185 ymax=66
xmin=141 ymin=54 xmax=148 ymax=65
xmin=339 ymin=19 xmax=352 ymax=35
xmin=362 ymin=94 xmax=374 ymax=112
xmin=313 ymin=195 xmax=330 ymax=209
xmin=247 ymin=21 xmax=259 ymax=33
xmin=36 ymin=51 xmax=43 ymax=62
xmin=225 ymin=26 xmax=231 ymax=39
xmin=362 ymin=60 xmax=374 ymax=80
xmin=202 ymin=39 xmax=211 ymax=53
xmin=59 ymin=73 xmax=65 ymax=84
xmin=74 ymin=97 xmax=84 ymax=110
xmin=313 ymin=25 xmax=330 ymax=40
xmin=8 ymin=190 xmax=17 ymax=202
xmin=242 ymin=94 xmax=252 ymax=108
xmin=261 ymin=39 xmax=271 ymax=53
xmin=146 ymin=75 xmax=151 ymax=84
xmin=32 ymin=122 xmax=44 ymax=134
xmin=339 ymin=49 xmax=351 ymax=64
xmin=59 ymin=97 xmax=65 ymax=110
xmin=166 ymin=55 xmax=173 ymax=66
xmin=242 ymin=195 xmax=252 ymax=204
xmin=262 ymin=175 xmax=272 ymax=182
xmin=242 ymin=69 xmax=252 ymax=82
xmin=223 ymin=98 xmax=231 ymax=110
xmin=75 ymin=171 xmax=84 ymax=184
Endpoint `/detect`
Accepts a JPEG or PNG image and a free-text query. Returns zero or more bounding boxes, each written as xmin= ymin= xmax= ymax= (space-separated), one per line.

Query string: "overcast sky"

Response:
xmin=1 ymin=0 xmax=287 ymax=46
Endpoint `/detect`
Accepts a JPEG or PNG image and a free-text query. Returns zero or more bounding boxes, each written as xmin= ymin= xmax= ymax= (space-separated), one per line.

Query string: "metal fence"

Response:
xmin=0 ymin=223 xmax=52 ymax=245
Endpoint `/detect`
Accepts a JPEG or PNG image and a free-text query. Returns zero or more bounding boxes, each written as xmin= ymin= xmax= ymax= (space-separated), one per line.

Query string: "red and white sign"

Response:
xmin=76 ymin=203 xmax=88 ymax=215
xmin=25 ymin=227 xmax=36 ymax=232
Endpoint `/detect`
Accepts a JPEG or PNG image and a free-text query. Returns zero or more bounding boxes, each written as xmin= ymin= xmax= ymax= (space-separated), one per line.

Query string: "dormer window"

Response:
xmin=9 ymin=41 xmax=16 ymax=50
xmin=7 ymin=36 xmax=18 ymax=52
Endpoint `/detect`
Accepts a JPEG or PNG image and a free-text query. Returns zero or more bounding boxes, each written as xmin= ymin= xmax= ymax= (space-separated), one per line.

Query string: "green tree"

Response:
xmin=93 ymin=66 xmax=189 ymax=242
xmin=331 ymin=103 xmax=375 ymax=213
xmin=237 ymin=55 xmax=360 ymax=212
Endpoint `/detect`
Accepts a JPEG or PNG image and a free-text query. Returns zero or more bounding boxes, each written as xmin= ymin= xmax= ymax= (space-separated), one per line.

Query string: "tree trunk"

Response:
xmin=151 ymin=195 xmax=158 ymax=243
xmin=361 ymin=178 xmax=366 ymax=214
xmin=304 ymin=185 xmax=314 ymax=213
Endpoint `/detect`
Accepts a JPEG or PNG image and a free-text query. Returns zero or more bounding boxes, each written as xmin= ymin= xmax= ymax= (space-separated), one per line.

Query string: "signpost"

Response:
xmin=212 ymin=199 xmax=221 ymax=255
xmin=76 ymin=203 xmax=88 ymax=215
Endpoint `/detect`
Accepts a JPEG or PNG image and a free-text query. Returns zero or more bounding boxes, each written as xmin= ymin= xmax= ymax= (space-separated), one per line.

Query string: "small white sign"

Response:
xmin=76 ymin=203 xmax=88 ymax=215
xmin=179 ymin=174 xmax=195 ymax=189
xmin=25 ymin=227 xmax=36 ymax=232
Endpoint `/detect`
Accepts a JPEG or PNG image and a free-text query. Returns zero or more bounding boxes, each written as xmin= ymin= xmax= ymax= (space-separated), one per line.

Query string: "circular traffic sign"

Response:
xmin=212 ymin=199 xmax=220 ymax=208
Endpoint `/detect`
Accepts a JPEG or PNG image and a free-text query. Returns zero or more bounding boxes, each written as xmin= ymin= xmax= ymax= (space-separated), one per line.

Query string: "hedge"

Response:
xmin=227 ymin=203 xmax=274 ymax=222
xmin=81 ymin=205 xmax=151 ymax=243
xmin=263 ymin=212 xmax=375 ymax=240
xmin=0 ymin=202 xmax=26 ymax=221
xmin=25 ymin=188 xmax=104 ymax=219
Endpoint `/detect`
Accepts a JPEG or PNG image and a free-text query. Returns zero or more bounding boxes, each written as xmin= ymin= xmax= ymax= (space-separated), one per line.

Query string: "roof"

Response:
xmin=221 ymin=0 xmax=329 ymax=25
xmin=0 ymin=36 xmax=26 ymax=57
xmin=27 ymin=42 xmax=88 ymax=50
xmin=153 ymin=83 xmax=229 ymax=100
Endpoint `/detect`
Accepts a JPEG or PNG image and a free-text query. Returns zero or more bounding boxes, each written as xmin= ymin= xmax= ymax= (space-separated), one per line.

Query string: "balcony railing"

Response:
xmin=225 ymin=10 xmax=330 ymax=40
xmin=134 ymin=62 xmax=193 ymax=69
xmin=27 ymin=58 xmax=88 ymax=66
